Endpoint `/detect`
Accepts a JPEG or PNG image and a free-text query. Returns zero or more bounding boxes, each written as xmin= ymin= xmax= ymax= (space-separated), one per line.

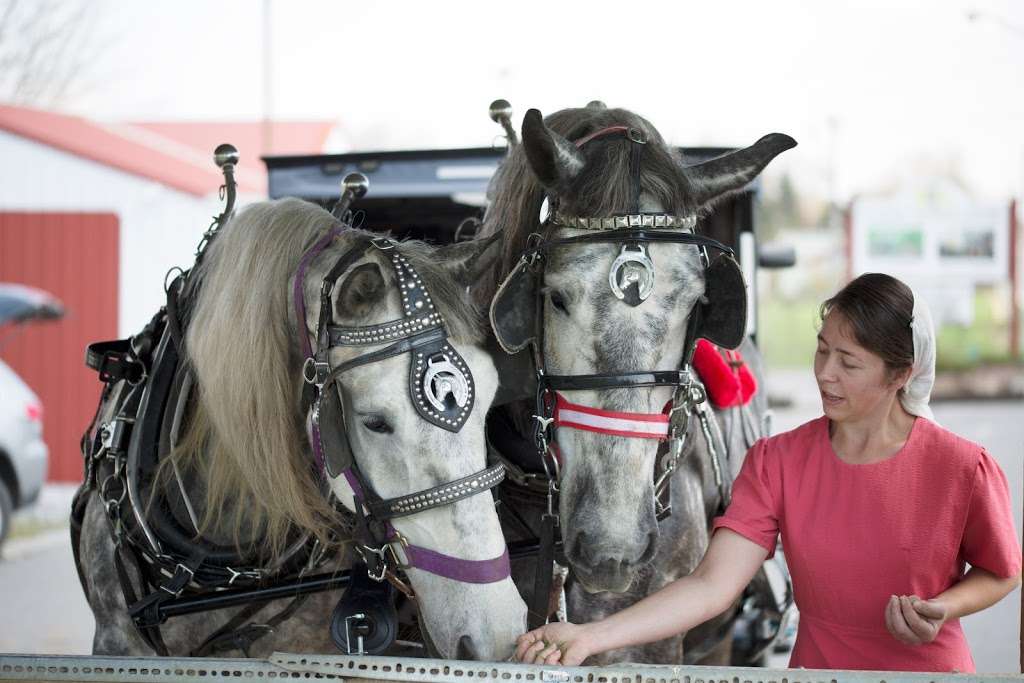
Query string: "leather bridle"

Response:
xmin=295 ymin=231 xmax=510 ymax=585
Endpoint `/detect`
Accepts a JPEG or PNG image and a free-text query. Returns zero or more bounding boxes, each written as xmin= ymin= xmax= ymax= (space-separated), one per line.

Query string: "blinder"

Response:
xmin=489 ymin=256 xmax=539 ymax=354
xmin=314 ymin=385 xmax=351 ymax=479
xmin=696 ymin=252 xmax=747 ymax=350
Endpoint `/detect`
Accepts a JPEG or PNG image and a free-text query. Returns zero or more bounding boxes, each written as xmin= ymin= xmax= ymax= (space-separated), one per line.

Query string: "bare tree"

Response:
xmin=0 ymin=0 xmax=108 ymax=108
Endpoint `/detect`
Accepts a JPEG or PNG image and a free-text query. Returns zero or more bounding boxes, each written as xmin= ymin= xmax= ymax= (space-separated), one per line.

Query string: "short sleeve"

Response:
xmin=961 ymin=449 xmax=1022 ymax=578
xmin=713 ymin=437 xmax=781 ymax=556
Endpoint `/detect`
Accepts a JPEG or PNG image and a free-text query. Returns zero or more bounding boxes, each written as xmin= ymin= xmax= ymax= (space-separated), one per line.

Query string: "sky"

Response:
xmin=56 ymin=0 xmax=1024 ymax=203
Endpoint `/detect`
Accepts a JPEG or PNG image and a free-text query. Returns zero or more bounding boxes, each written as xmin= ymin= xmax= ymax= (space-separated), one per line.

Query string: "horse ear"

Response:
xmin=686 ymin=133 xmax=797 ymax=209
xmin=435 ymin=231 xmax=503 ymax=287
xmin=521 ymin=108 xmax=585 ymax=191
xmin=335 ymin=262 xmax=386 ymax=320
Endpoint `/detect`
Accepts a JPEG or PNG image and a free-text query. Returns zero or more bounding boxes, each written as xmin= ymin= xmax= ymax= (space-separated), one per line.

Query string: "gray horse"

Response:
xmin=478 ymin=104 xmax=793 ymax=665
xmin=76 ymin=197 xmax=526 ymax=660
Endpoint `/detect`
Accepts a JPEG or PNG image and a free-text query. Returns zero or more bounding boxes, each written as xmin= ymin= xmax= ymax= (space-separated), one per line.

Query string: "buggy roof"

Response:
xmin=262 ymin=146 xmax=758 ymax=203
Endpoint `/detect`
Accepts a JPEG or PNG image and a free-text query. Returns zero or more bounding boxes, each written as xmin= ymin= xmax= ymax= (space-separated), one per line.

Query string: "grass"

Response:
xmin=758 ymin=289 xmax=1021 ymax=370
xmin=9 ymin=517 xmax=68 ymax=541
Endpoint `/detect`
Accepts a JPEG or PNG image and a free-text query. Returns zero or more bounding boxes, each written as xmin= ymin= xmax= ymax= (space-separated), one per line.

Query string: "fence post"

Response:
xmin=1010 ymin=200 xmax=1019 ymax=360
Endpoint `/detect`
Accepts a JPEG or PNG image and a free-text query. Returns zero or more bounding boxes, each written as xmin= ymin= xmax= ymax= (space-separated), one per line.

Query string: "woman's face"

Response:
xmin=813 ymin=311 xmax=904 ymax=423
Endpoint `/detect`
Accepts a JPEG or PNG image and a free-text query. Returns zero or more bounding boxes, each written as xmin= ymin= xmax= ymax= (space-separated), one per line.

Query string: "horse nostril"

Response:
xmin=456 ymin=635 xmax=477 ymax=661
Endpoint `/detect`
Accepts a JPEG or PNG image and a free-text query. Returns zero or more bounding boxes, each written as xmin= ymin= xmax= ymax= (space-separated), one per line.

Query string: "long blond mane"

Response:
xmin=175 ymin=198 xmax=343 ymax=563
xmin=172 ymin=197 xmax=485 ymax=565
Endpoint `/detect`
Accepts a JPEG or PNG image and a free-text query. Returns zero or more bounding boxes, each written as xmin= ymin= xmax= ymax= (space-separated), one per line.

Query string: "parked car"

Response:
xmin=0 ymin=283 xmax=62 ymax=551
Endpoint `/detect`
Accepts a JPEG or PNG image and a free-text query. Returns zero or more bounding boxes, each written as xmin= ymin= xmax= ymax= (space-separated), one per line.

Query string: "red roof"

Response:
xmin=132 ymin=120 xmax=337 ymax=192
xmin=0 ymin=105 xmax=335 ymax=197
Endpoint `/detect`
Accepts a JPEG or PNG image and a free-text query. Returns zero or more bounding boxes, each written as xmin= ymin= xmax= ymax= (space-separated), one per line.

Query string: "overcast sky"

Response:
xmin=70 ymin=0 xmax=1024 ymax=203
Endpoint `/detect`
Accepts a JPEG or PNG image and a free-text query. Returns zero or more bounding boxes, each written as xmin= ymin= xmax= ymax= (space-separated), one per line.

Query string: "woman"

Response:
xmin=516 ymin=273 xmax=1021 ymax=672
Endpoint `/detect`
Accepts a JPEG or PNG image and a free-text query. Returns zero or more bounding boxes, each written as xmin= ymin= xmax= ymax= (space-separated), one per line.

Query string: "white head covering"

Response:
xmin=899 ymin=288 xmax=936 ymax=422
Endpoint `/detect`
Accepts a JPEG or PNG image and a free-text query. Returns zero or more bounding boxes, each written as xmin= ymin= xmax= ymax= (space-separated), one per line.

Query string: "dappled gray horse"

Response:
xmin=479 ymin=104 xmax=793 ymax=665
xmin=74 ymin=196 xmax=526 ymax=660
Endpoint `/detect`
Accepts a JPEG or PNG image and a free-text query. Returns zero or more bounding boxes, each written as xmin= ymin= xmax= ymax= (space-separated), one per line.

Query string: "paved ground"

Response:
xmin=0 ymin=375 xmax=1020 ymax=672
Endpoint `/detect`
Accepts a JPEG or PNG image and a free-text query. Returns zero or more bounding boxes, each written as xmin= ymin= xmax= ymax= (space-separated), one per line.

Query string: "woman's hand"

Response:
xmin=884 ymin=594 xmax=948 ymax=645
xmin=515 ymin=622 xmax=591 ymax=666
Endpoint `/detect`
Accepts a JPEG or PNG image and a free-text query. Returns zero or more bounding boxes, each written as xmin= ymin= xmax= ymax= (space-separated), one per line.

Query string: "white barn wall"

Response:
xmin=0 ymin=130 xmax=262 ymax=336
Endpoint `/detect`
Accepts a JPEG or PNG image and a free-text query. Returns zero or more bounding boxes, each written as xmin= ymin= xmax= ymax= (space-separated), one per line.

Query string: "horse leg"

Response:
xmin=79 ymin=494 xmax=158 ymax=655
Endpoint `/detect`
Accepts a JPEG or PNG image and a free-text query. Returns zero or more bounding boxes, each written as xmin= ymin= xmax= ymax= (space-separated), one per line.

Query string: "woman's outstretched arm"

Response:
xmin=516 ymin=529 xmax=770 ymax=665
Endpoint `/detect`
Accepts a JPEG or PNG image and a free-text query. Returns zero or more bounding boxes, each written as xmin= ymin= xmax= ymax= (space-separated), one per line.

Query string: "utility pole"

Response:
xmin=262 ymin=0 xmax=273 ymax=157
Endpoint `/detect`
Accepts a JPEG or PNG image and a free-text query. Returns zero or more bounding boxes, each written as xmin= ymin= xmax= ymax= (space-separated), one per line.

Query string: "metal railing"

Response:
xmin=1 ymin=653 xmax=1020 ymax=683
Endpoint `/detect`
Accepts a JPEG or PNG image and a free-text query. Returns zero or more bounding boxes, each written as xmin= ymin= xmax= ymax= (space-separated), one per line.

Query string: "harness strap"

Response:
xmin=85 ymin=340 xmax=145 ymax=385
xmin=528 ymin=513 xmax=558 ymax=630
xmin=365 ymin=463 xmax=505 ymax=520
xmin=103 ymin=512 xmax=169 ymax=656
xmin=343 ymin=469 xmax=511 ymax=585
xmin=129 ymin=547 xmax=208 ymax=629
xmin=293 ymin=225 xmax=346 ymax=362
xmin=544 ymin=370 xmax=687 ymax=392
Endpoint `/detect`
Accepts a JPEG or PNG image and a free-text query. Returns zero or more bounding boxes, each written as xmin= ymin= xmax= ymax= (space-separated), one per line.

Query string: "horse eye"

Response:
xmin=361 ymin=415 xmax=393 ymax=434
xmin=549 ymin=291 xmax=570 ymax=315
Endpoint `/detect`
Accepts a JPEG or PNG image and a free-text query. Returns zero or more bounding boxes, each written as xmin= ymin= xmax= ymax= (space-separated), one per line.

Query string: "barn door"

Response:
xmin=0 ymin=212 xmax=119 ymax=483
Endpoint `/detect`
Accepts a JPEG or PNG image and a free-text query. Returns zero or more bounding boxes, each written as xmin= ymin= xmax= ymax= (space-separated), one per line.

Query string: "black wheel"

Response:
xmin=0 ymin=477 xmax=12 ymax=554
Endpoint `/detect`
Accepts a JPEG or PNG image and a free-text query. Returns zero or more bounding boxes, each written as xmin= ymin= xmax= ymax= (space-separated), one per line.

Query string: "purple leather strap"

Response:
xmin=343 ymin=469 xmax=511 ymax=584
xmin=293 ymin=226 xmax=345 ymax=361
xmin=402 ymin=543 xmax=511 ymax=584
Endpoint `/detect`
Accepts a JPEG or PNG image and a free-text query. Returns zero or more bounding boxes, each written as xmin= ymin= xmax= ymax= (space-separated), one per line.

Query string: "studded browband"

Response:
xmin=365 ymin=462 xmax=506 ymax=520
xmin=549 ymin=210 xmax=697 ymax=232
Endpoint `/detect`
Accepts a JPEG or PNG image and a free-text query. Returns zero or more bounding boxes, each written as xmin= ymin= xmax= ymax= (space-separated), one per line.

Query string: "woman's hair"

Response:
xmin=819 ymin=273 xmax=914 ymax=382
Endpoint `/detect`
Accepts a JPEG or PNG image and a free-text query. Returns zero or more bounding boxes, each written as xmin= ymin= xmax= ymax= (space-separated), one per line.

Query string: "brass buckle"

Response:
xmin=387 ymin=531 xmax=411 ymax=571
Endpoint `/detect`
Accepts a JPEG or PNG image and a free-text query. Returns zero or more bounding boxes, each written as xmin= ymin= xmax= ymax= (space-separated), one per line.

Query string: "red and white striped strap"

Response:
xmin=553 ymin=392 xmax=669 ymax=440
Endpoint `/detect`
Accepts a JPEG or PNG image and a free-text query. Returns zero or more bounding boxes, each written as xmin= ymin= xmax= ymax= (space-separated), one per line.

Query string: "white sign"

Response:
xmin=849 ymin=189 xmax=1011 ymax=326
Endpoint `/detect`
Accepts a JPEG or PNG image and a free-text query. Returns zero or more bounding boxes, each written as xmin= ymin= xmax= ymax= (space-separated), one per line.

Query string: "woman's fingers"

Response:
xmin=910 ymin=597 xmax=946 ymax=621
xmin=514 ymin=632 xmax=540 ymax=662
xmin=542 ymin=646 xmax=563 ymax=665
xmin=886 ymin=595 xmax=921 ymax=644
xmin=519 ymin=636 xmax=550 ymax=663
xmin=899 ymin=595 xmax=935 ymax=642
xmin=884 ymin=596 xmax=905 ymax=642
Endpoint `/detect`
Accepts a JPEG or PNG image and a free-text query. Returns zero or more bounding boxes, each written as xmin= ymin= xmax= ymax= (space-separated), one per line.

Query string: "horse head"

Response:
xmin=187 ymin=198 xmax=524 ymax=660
xmin=485 ymin=105 xmax=794 ymax=593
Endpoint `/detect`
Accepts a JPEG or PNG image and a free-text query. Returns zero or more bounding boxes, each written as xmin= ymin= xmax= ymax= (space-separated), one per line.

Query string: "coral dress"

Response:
xmin=713 ymin=416 xmax=1021 ymax=672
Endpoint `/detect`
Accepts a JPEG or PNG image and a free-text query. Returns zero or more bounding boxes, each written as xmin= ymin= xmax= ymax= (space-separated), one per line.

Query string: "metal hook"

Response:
xmin=213 ymin=143 xmax=239 ymax=219
xmin=331 ymin=173 xmax=370 ymax=221
xmin=489 ymin=99 xmax=518 ymax=146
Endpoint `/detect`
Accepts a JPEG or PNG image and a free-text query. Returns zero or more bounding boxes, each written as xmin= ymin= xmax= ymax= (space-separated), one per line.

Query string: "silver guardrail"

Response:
xmin=0 ymin=653 xmax=1019 ymax=683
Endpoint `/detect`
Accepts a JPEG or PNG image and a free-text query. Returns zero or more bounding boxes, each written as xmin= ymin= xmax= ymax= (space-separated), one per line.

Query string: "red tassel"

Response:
xmin=693 ymin=340 xmax=758 ymax=408
xmin=693 ymin=339 xmax=741 ymax=408
xmin=731 ymin=350 xmax=758 ymax=403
